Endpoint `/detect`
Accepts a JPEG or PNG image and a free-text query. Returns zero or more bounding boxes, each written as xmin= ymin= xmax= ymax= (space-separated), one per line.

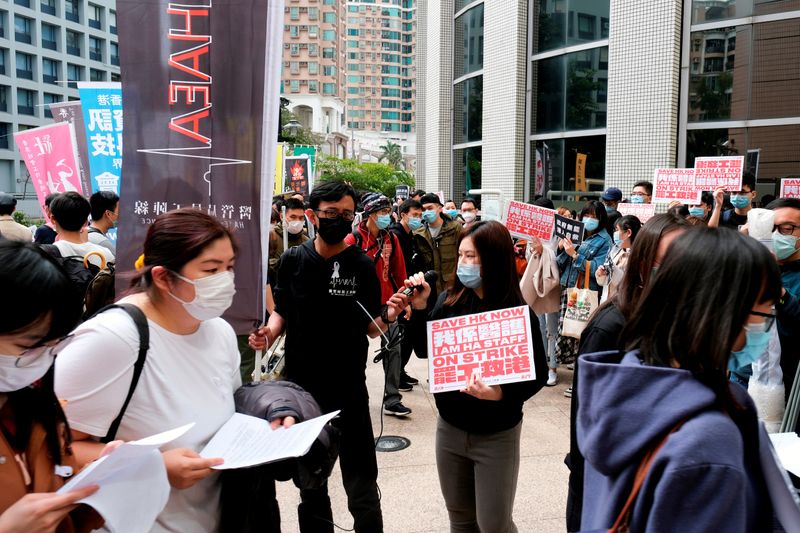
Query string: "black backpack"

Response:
xmin=40 ymin=244 xmax=116 ymax=320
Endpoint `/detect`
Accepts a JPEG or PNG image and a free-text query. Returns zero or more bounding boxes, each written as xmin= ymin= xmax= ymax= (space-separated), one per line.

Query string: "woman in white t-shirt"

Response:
xmin=55 ymin=208 xmax=242 ymax=533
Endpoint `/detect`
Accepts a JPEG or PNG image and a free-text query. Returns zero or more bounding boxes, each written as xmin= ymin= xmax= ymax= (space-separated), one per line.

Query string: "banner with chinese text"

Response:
xmin=694 ymin=156 xmax=745 ymax=191
xmin=780 ymin=179 xmax=800 ymax=199
xmin=117 ymin=0 xmax=282 ymax=333
xmin=14 ymin=122 xmax=83 ymax=221
xmin=504 ymin=200 xmax=555 ymax=241
xmin=78 ymin=82 xmax=123 ymax=195
xmin=284 ymin=155 xmax=310 ymax=197
xmin=652 ymin=168 xmax=700 ymax=204
xmin=49 ymin=101 xmax=91 ymax=195
xmin=427 ymin=306 xmax=535 ymax=393
xmin=554 ymin=214 xmax=584 ymax=245
xmin=617 ymin=203 xmax=656 ymax=224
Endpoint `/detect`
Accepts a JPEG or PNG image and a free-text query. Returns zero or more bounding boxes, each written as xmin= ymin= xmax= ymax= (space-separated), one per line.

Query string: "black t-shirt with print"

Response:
xmin=274 ymin=239 xmax=382 ymax=409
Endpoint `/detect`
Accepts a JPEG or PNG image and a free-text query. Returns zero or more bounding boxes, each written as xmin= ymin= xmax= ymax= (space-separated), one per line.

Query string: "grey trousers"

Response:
xmin=435 ymin=417 xmax=522 ymax=533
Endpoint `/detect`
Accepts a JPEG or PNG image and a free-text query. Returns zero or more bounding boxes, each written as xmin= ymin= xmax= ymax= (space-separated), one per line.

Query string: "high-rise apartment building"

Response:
xmin=281 ymin=0 xmax=349 ymax=157
xmin=0 ymin=0 xmax=120 ymax=212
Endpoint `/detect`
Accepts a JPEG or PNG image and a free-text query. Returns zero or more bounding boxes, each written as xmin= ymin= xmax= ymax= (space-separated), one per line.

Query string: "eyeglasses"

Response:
xmin=16 ymin=334 xmax=75 ymax=368
xmin=747 ymin=310 xmax=777 ymax=333
xmin=773 ymin=223 xmax=800 ymax=236
xmin=314 ymin=209 xmax=355 ymax=222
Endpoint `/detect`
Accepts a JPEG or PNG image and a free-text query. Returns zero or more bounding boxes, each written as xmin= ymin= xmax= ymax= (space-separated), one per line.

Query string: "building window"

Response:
xmin=0 ymin=123 xmax=8 ymax=149
xmin=290 ymin=79 xmax=299 ymax=93
xmin=322 ymin=29 xmax=336 ymax=41
xmin=309 ymin=61 xmax=318 ymax=74
xmin=40 ymin=0 xmax=56 ymax=16
xmin=309 ymin=7 xmax=319 ymax=20
xmin=41 ymin=23 xmax=57 ymax=50
xmin=323 ymin=12 xmax=336 ymax=23
xmin=110 ymin=42 xmax=119 ymax=66
xmin=65 ymin=0 xmax=79 ymax=22
xmin=323 ymin=48 xmax=334 ymax=59
xmin=309 ymin=43 xmax=319 ymax=56
xmin=89 ymin=36 xmax=102 ymax=61
xmin=323 ymin=65 xmax=336 ymax=76
xmin=67 ymin=63 xmax=83 ymax=87
xmin=15 ymin=52 xmax=33 ymax=80
xmin=290 ymin=61 xmax=299 ymax=74
xmin=453 ymin=146 xmax=482 ymax=199
xmin=109 ymin=10 xmax=117 ymax=34
xmin=66 ymin=30 xmax=82 ymax=56
xmin=309 ymin=80 xmax=318 ymax=93
xmin=42 ymin=58 xmax=59 ymax=84
xmin=110 ymin=72 xmax=120 ymax=82
xmin=289 ymin=25 xmax=299 ymax=38
xmin=17 ymin=88 xmax=35 ymax=116
xmin=0 ymin=86 xmax=7 ymax=113
xmin=453 ymin=76 xmax=482 ymax=144
xmin=290 ymin=7 xmax=300 ymax=20
xmin=536 ymin=0 xmax=609 ymax=54
xmin=88 ymin=4 xmax=102 ymax=29
xmin=13 ymin=0 xmax=31 ymax=8
xmin=14 ymin=15 xmax=32 ymax=44
xmin=42 ymin=92 xmax=60 ymax=117
xmin=0 ymin=50 xmax=5 ymax=76
xmin=90 ymin=68 xmax=105 ymax=81
xmin=454 ymin=3 xmax=483 ymax=79
xmin=323 ymin=82 xmax=336 ymax=94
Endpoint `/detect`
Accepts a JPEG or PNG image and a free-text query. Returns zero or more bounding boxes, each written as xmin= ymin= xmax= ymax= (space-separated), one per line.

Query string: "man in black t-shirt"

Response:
xmin=710 ymin=173 xmax=757 ymax=229
xmin=251 ymin=181 xmax=409 ymax=533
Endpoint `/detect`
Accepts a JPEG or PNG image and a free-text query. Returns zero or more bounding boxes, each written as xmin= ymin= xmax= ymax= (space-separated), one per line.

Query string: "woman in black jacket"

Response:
xmin=565 ymin=213 xmax=690 ymax=531
xmin=408 ymin=220 xmax=548 ymax=533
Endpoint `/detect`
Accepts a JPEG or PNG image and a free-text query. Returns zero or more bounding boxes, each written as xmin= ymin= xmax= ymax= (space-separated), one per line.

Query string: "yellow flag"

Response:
xmin=575 ymin=153 xmax=587 ymax=192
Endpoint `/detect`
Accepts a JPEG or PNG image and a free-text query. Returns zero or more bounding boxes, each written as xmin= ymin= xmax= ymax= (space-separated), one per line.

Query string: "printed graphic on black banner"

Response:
xmin=116 ymin=0 xmax=277 ymax=333
xmin=554 ymin=214 xmax=584 ymax=245
xmin=284 ymin=156 xmax=310 ymax=197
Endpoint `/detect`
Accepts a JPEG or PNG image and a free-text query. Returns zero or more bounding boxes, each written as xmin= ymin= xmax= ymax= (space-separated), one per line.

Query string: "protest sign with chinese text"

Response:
xmin=116 ymin=0 xmax=282 ymax=334
xmin=504 ymin=200 xmax=555 ymax=241
xmin=14 ymin=122 xmax=83 ymax=221
xmin=780 ymin=179 xmax=800 ymax=199
xmin=78 ymin=82 xmax=123 ymax=195
xmin=617 ymin=202 xmax=656 ymax=224
xmin=694 ymin=156 xmax=745 ymax=191
xmin=554 ymin=214 xmax=584 ymax=245
xmin=285 ymin=156 xmax=311 ymax=197
xmin=49 ymin=101 xmax=91 ymax=195
xmin=427 ymin=306 xmax=535 ymax=393
xmin=653 ymin=168 xmax=700 ymax=204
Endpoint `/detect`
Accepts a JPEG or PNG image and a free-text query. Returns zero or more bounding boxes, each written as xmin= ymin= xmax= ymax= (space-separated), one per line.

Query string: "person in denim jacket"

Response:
xmin=557 ymin=200 xmax=612 ymax=291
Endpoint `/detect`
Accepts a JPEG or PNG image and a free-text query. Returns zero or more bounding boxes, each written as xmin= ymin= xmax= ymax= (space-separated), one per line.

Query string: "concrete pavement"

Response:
xmin=275 ymin=337 xmax=573 ymax=532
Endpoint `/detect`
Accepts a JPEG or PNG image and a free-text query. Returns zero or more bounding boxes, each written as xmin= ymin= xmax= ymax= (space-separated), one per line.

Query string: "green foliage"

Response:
xmin=317 ymin=155 xmax=415 ymax=199
xmin=12 ymin=211 xmax=31 ymax=227
xmin=378 ymin=141 xmax=404 ymax=170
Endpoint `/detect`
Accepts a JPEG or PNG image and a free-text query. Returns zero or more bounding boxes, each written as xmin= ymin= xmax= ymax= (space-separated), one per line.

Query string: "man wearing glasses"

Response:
xmin=767 ymin=198 xmax=800 ymax=424
xmin=251 ymin=181 xmax=408 ymax=532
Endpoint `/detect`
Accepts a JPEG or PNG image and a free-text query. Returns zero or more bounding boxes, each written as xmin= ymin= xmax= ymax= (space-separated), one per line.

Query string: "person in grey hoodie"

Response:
xmin=578 ymin=227 xmax=782 ymax=532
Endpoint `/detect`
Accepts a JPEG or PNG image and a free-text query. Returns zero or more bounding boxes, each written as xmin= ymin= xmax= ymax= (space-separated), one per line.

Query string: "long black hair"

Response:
xmin=622 ymin=228 xmax=781 ymax=414
xmin=0 ymin=241 xmax=83 ymax=463
xmin=445 ymin=220 xmax=524 ymax=310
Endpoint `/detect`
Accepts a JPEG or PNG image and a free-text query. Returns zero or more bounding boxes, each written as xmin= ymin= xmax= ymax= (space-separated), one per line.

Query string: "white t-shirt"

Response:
xmin=55 ymin=307 xmax=242 ymax=533
xmin=87 ymin=228 xmax=116 ymax=255
xmin=54 ymin=240 xmax=115 ymax=267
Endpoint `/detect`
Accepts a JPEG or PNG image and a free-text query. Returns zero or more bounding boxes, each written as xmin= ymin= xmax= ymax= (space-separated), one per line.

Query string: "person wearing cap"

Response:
xmin=345 ymin=192 xmax=412 ymax=417
xmin=601 ymin=187 xmax=622 ymax=235
xmin=0 ymin=192 xmax=33 ymax=242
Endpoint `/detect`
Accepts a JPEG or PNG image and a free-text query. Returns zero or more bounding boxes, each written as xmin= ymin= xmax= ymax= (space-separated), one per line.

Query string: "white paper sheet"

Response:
xmin=762 ymin=429 xmax=800 ymax=531
xmin=58 ymin=423 xmax=193 ymax=533
xmin=770 ymin=432 xmax=800 ymax=478
xmin=200 ymin=411 xmax=339 ymax=469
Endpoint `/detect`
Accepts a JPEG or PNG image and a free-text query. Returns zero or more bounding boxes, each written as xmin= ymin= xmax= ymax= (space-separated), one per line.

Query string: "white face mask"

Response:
xmin=169 ymin=270 xmax=236 ymax=321
xmin=0 ymin=351 xmax=55 ymax=392
xmin=287 ymin=220 xmax=305 ymax=235
xmin=461 ymin=212 xmax=477 ymax=223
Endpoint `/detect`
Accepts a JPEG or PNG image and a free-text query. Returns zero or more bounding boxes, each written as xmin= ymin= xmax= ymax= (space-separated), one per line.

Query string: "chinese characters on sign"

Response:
xmin=780 ymin=179 xmax=800 ymax=199
xmin=553 ymin=214 xmax=585 ymax=245
xmin=78 ymin=82 xmax=123 ymax=194
xmin=14 ymin=122 xmax=83 ymax=222
xmin=504 ymin=201 xmax=555 ymax=241
xmin=693 ymin=156 xmax=745 ymax=191
xmin=652 ymin=168 xmax=701 ymax=204
xmin=49 ymin=101 xmax=91 ymax=195
xmin=427 ymin=306 xmax=536 ymax=393
xmin=131 ymin=200 xmax=253 ymax=227
xmin=617 ymin=203 xmax=656 ymax=224
xmin=284 ymin=156 xmax=310 ymax=197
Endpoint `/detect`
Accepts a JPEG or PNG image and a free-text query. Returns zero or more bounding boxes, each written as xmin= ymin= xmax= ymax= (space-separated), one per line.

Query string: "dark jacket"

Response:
xmin=412 ymin=215 xmax=462 ymax=293
xmin=389 ymin=220 xmax=415 ymax=276
xmin=777 ymin=259 xmax=800 ymax=412
xmin=423 ymin=290 xmax=548 ymax=434
xmin=268 ymin=222 xmax=309 ymax=283
xmin=578 ymin=350 xmax=773 ymax=533
xmin=566 ymin=301 xmax=626 ymax=531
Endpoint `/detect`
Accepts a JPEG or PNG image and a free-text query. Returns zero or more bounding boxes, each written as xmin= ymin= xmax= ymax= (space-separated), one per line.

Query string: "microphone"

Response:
xmin=401 ymin=270 xmax=438 ymax=297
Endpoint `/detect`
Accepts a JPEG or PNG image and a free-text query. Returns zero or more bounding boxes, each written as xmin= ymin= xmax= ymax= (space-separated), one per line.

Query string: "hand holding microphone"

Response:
xmin=402 ymin=270 xmax=437 ymax=311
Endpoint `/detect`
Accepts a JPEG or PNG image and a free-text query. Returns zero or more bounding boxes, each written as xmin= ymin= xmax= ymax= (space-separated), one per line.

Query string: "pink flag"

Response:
xmin=14 ymin=122 xmax=83 ymax=221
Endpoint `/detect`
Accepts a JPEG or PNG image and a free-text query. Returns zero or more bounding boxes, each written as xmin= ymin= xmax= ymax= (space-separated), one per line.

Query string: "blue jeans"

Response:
xmin=538 ymin=312 xmax=560 ymax=370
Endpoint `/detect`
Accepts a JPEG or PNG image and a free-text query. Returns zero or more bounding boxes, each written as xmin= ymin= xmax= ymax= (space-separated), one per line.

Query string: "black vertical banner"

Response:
xmin=117 ymin=0 xmax=278 ymax=334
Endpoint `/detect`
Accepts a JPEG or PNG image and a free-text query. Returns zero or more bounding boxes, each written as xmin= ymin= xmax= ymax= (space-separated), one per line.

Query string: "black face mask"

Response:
xmin=317 ymin=217 xmax=352 ymax=244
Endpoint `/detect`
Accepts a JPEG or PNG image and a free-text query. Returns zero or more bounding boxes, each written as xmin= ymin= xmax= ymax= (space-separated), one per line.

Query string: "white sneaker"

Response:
xmin=546 ymin=370 xmax=558 ymax=387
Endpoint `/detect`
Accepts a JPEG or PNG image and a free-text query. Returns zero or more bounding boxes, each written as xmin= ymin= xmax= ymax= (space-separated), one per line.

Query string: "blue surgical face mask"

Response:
xmin=457 ymin=263 xmax=482 ymax=289
xmin=583 ymin=217 xmax=599 ymax=233
xmin=445 ymin=209 xmax=458 ymax=219
xmin=630 ymin=195 xmax=646 ymax=204
xmin=422 ymin=210 xmax=438 ymax=224
xmin=613 ymin=231 xmax=623 ymax=246
xmin=773 ymin=232 xmax=799 ymax=261
xmin=688 ymin=207 xmax=706 ymax=218
xmin=375 ymin=214 xmax=392 ymax=230
xmin=730 ymin=194 xmax=751 ymax=209
xmin=407 ymin=216 xmax=422 ymax=231
xmin=728 ymin=326 xmax=771 ymax=372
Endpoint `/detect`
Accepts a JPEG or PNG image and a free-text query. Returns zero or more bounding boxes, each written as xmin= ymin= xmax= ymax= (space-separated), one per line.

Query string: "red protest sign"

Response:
xmin=617 ymin=203 xmax=656 ymax=224
xmin=427 ymin=306 xmax=535 ymax=393
xmin=780 ymin=179 xmax=800 ymax=199
xmin=693 ymin=156 xmax=745 ymax=191
xmin=653 ymin=168 xmax=700 ymax=204
xmin=504 ymin=200 xmax=555 ymax=241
